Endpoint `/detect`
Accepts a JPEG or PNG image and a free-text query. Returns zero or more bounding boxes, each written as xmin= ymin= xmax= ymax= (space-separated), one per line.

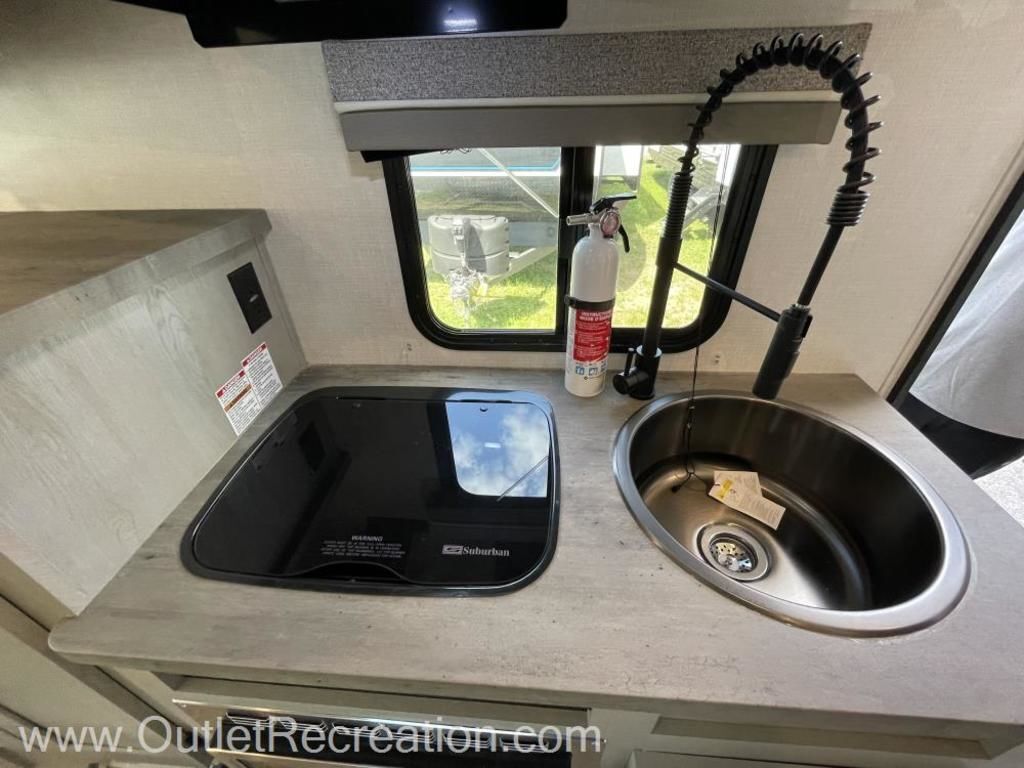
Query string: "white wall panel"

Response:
xmin=3 ymin=1 xmax=1024 ymax=390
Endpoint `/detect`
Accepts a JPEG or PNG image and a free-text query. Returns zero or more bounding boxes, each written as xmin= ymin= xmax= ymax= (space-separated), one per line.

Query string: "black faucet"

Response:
xmin=613 ymin=33 xmax=880 ymax=400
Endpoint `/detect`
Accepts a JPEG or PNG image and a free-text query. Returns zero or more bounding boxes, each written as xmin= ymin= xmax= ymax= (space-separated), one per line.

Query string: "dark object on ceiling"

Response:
xmin=111 ymin=1 xmax=568 ymax=47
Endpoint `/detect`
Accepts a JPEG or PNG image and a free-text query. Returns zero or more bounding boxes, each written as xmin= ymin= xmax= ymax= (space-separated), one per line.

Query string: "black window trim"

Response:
xmin=384 ymin=144 xmax=777 ymax=353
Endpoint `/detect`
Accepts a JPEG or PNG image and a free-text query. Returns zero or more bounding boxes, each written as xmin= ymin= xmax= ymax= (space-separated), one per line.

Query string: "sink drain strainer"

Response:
xmin=699 ymin=524 xmax=770 ymax=581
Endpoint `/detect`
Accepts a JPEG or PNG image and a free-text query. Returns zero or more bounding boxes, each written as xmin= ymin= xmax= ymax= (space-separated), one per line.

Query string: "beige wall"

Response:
xmin=3 ymin=0 xmax=1024 ymax=390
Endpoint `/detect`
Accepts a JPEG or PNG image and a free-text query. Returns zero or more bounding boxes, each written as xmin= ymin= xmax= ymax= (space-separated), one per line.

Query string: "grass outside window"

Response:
xmin=385 ymin=143 xmax=773 ymax=352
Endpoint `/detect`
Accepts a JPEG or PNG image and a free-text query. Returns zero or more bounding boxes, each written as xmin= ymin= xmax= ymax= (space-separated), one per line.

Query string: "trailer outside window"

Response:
xmin=384 ymin=144 xmax=775 ymax=352
xmin=407 ymin=148 xmax=562 ymax=331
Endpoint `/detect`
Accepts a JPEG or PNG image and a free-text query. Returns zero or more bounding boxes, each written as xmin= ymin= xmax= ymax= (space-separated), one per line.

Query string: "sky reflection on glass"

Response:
xmin=446 ymin=402 xmax=550 ymax=498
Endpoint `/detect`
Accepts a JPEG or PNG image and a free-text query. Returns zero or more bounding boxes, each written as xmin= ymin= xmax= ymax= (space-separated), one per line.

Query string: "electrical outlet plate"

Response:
xmin=227 ymin=262 xmax=272 ymax=334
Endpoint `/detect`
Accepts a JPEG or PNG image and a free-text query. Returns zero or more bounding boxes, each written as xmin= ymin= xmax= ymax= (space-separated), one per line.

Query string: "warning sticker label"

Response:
xmin=571 ymin=308 xmax=614 ymax=363
xmin=215 ymin=342 xmax=283 ymax=436
xmin=321 ymin=537 xmax=406 ymax=561
xmin=215 ymin=369 xmax=262 ymax=436
xmin=242 ymin=342 xmax=282 ymax=406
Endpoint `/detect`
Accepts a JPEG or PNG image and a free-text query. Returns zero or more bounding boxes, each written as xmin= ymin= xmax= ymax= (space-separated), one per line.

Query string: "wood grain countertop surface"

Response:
xmin=49 ymin=366 xmax=1024 ymax=742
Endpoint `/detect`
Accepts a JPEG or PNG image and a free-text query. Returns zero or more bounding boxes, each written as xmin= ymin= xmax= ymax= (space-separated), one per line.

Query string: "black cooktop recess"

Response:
xmin=181 ymin=387 xmax=559 ymax=595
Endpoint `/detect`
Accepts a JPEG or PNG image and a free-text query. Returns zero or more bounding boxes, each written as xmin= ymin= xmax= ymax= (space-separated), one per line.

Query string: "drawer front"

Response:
xmin=631 ymin=754 xmax=831 ymax=768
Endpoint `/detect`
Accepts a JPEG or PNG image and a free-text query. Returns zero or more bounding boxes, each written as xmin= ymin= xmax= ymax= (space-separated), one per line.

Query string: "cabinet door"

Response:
xmin=208 ymin=753 xmax=377 ymax=768
xmin=590 ymin=708 xmax=1024 ymax=768
xmin=629 ymin=748 xmax=1024 ymax=768
xmin=0 ymin=597 xmax=197 ymax=767
xmin=630 ymin=753 xmax=831 ymax=768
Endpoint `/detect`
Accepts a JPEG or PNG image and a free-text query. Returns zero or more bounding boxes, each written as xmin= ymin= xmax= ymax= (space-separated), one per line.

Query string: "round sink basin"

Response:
xmin=612 ymin=392 xmax=970 ymax=636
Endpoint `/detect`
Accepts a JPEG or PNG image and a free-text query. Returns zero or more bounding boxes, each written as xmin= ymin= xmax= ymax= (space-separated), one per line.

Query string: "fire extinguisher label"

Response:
xmin=571 ymin=308 xmax=614 ymax=363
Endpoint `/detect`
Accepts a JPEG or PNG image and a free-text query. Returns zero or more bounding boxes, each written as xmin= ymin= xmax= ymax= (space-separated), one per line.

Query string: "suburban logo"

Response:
xmin=441 ymin=544 xmax=510 ymax=557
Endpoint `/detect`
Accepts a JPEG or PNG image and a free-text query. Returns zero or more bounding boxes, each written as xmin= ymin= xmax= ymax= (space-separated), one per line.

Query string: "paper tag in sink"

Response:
xmin=708 ymin=471 xmax=785 ymax=530
xmin=713 ymin=470 xmax=762 ymax=495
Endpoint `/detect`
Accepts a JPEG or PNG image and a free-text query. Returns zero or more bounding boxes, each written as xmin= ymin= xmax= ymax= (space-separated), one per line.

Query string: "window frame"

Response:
xmin=384 ymin=144 xmax=777 ymax=353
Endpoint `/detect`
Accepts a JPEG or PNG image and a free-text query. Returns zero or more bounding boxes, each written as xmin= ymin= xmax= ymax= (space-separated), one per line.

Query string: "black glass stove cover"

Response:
xmin=182 ymin=387 xmax=558 ymax=595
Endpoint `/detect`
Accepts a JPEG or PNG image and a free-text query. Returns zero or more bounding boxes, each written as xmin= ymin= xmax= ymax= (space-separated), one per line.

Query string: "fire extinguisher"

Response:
xmin=564 ymin=192 xmax=636 ymax=397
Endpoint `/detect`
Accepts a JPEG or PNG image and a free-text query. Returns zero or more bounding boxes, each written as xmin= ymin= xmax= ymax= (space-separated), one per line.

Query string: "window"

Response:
xmin=385 ymin=144 xmax=775 ymax=352
xmin=594 ymin=144 xmax=740 ymax=329
xmin=407 ymin=148 xmax=562 ymax=331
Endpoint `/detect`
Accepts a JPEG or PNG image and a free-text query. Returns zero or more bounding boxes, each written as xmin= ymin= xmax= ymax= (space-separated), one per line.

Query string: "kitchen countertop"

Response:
xmin=0 ymin=209 xmax=269 ymax=359
xmin=50 ymin=366 xmax=1024 ymax=745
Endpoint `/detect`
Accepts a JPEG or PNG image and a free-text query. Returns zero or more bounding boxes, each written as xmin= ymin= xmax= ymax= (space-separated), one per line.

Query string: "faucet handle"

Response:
xmin=612 ymin=348 xmax=637 ymax=395
xmin=622 ymin=347 xmax=636 ymax=373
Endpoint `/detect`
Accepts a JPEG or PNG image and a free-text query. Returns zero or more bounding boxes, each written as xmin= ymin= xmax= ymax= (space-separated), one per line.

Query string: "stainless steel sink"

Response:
xmin=612 ymin=392 xmax=970 ymax=636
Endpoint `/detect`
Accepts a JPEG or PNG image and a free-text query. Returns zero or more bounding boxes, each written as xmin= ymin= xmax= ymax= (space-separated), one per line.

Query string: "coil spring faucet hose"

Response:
xmin=616 ymin=32 xmax=881 ymax=401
